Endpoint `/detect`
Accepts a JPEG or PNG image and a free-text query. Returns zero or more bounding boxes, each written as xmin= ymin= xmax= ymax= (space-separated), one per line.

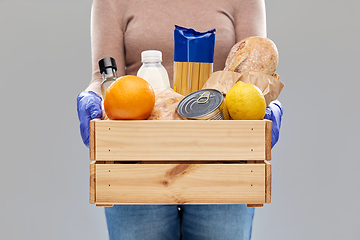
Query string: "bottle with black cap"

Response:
xmin=99 ymin=57 xmax=118 ymax=99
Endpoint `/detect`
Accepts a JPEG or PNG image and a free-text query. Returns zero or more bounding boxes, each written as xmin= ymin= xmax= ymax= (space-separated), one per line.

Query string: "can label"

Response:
xmin=177 ymin=89 xmax=229 ymax=120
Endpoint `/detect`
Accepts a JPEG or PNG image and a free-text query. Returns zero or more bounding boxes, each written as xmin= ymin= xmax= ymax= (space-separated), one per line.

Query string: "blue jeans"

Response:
xmin=105 ymin=204 xmax=254 ymax=240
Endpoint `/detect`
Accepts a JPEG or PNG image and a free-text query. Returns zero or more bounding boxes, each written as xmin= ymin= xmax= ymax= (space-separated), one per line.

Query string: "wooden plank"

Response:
xmin=246 ymin=204 xmax=264 ymax=208
xmin=92 ymin=120 xmax=268 ymax=161
xmin=89 ymin=119 xmax=96 ymax=161
xmin=89 ymin=161 xmax=96 ymax=204
xmin=265 ymin=120 xmax=272 ymax=160
xmin=265 ymin=161 xmax=271 ymax=204
xmin=95 ymin=163 xmax=266 ymax=205
xmin=96 ymin=204 xmax=114 ymax=207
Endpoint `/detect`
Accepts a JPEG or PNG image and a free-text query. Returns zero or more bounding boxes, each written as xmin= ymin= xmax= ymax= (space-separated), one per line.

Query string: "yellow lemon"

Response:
xmin=225 ymin=81 xmax=266 ymax=120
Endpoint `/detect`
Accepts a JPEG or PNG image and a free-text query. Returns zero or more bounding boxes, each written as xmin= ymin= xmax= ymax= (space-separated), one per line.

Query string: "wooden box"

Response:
xmin=89 ymin=119 xmax=272 ymax=207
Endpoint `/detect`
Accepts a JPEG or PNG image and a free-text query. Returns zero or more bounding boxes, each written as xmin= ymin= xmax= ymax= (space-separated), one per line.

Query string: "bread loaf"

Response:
xmin=224 ymin=37 xmax=278 ymax=76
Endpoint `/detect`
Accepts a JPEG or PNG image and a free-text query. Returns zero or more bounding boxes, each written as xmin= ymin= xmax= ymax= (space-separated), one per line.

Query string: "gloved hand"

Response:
xmin=77 ymin=91 xmax=103 ymax=147
xmin=264 ymin=100 xmax=283 ymax=148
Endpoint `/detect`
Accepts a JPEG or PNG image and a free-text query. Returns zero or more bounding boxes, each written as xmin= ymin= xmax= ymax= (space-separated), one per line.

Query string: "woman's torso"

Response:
xmin=111 ymin=0 xmax=238 ymax=84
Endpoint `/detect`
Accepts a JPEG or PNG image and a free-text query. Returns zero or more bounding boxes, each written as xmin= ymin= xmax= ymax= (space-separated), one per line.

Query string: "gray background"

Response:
xmin=0 ymin=0 xmax=359 ymax=239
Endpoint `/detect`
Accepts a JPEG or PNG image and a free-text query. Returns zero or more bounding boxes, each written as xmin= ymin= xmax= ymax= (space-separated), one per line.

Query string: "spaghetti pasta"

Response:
xmin=199 ymin=62 xmax=212 ymax=89
xmin=173 ymin=62 xmax=213 ymax=96
xmin=173 ymin=61 xmax=182 ymax=93
xmin=181 ymin=62 xmax=189 ymax=95
xmin=191 ymin=62 xmax=200 ymax=92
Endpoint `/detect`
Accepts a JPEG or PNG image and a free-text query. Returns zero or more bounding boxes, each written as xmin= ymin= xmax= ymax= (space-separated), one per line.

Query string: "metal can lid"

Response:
xmin=177 ymin=89 xmax=224 ymax=119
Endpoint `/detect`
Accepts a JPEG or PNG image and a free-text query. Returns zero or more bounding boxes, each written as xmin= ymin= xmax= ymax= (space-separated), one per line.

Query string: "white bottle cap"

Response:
xmin=141 ymin=50 xmax=162 ymax=63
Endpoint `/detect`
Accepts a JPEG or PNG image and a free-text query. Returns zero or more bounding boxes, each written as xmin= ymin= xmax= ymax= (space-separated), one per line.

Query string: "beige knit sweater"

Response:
xmin=87 ymin=0 xmax=266 ymax=94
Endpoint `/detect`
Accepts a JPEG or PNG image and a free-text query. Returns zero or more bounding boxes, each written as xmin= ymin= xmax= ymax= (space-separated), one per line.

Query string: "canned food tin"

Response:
xmin=177 ymin=89 xmax=230 ymax=120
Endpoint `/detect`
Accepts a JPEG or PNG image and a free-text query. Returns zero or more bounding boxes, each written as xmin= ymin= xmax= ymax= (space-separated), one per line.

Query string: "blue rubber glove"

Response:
xmin=77 ymin=91 xmax=103 ymax=147
xmin=264 ymin=100 xmax=283 ymax=148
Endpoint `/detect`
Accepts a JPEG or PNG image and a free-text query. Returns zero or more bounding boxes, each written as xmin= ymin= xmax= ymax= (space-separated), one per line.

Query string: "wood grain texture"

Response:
xmin=246 ymin=204 xmax=264 ymax=208
xmin=92 ymin=120 xmax=269 ymax=161
xmin=96 ymin=204 xmax=114 ymax=207
xmin=95 ymin=163 xmax=266 ymax=205
xmin=265 ymin=120 xmax=272 ymax=160
xmin=265 ymin=161 xmax=271 ymax=204
xmin=89 ymin=119 xmax=97 ymax=161
xmin=89 ymin=161 xmax=96 ymax=204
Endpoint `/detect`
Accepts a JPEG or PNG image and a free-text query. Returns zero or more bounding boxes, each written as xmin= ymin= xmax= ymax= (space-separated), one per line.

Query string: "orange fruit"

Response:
xmin=104 ymin=75 xmax=155 ymax=120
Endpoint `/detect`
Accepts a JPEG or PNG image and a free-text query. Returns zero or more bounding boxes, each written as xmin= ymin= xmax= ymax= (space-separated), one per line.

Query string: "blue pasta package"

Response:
xmin=174 ymin=25 xmax=216 ymax=63
xmin=173 ymin=25 xmax=216 ymax=95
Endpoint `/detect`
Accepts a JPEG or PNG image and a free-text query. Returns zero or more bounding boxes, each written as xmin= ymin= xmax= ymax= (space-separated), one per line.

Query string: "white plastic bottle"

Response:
xmin=137 ymin=50 xmax=170 ymax=92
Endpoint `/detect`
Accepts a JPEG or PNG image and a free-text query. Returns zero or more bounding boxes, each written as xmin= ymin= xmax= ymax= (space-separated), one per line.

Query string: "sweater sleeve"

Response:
xmin=233 ymin=0 xmax=267 ymax=42
xmin=91 ymin=0 xmax=126 ymax=84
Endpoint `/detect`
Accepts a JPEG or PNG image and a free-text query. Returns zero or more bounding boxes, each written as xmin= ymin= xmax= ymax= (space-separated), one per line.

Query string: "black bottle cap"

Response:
xmin=98 ymin=57 xmax=117 ymax=73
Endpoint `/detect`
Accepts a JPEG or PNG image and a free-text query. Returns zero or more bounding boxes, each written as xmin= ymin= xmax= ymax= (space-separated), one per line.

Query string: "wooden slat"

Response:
xmin=265 ymin=120 xmax=272 ymax=160
xmin=89 ymin=161 xmax=96 ymax=204
xmin=265 ymin=161 xmax=272 ymax=204
xmin=246 ymin=204 xmax=264 ymax=208
xmin=95 ymin=163 xmax=266 ymax=205
xmin=89 ymin=119 xmax=96 ymax=161
xmin=92 ymin=120 xmax=269 ymax=161
xmin=96 ymin=204 xmax=114 ymax=207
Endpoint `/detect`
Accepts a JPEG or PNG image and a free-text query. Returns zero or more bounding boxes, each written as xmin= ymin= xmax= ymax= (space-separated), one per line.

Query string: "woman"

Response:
xmin=77 ymin=0 xmax=282 ymax=239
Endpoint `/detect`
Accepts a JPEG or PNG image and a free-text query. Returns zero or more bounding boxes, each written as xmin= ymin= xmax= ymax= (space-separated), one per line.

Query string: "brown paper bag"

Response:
xmin=202 ymin=71 xmax=284 ymax=106
xmin=147 ymin=88 xmax=184 ymax=120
